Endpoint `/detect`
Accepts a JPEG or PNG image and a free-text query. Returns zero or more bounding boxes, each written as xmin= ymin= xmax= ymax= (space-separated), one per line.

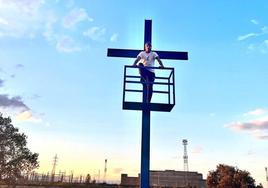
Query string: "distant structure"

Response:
xmin=265 ymin=167 xmax=268 ymax=188
xmin=121 ymin=170 xmax=207 ymax=188
xmin=51 ymin=154 xmax=58 ymax=182
xmin=69 ymin=170 xmax=74 ymax=183
xmin=103 ymin=159 xmax=108 ymax=183
xmin=182 ymin=139 xmax=189 ymax=187
xmin=59 ymin=170 xmax=66 ymax=182
xmin=182 ymin=139 xmax=189 ymax=172
xmin=98 ymin=169 xmax=100 ymax=183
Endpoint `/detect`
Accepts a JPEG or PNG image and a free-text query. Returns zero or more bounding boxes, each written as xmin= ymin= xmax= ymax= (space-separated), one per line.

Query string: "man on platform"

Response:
xmin=133 ymin=42 xmax=164 ymax=103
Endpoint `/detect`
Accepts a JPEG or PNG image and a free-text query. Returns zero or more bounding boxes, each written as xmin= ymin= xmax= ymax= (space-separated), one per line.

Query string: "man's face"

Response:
xmin=145 ymin=44 xmax=151 ymax=52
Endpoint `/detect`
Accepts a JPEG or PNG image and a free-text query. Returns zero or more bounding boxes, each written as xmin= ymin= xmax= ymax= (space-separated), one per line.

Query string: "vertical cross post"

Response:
xmin=141 ymin=20 xmax=152 ymax=188
xmin=141 ymin=107 xmax=150 ymax=188
xmin=144 ymin=20 xmax=152 ymax=45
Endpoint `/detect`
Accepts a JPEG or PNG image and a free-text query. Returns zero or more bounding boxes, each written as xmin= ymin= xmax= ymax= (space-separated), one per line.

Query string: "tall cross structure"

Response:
xmin=107 ymin=20 xmax=188 ymax=188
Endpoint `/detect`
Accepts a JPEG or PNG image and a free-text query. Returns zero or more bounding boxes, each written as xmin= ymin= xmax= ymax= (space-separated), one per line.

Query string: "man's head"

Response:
xmin=144 ymin=42 xmax=151 ymax=53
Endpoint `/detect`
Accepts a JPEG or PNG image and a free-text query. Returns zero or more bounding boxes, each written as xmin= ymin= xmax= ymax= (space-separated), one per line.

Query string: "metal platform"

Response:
xmin=123 ymin=102 xmax=175 ymax=112
xmin=123 ymin=66 xmax=175 ymax=112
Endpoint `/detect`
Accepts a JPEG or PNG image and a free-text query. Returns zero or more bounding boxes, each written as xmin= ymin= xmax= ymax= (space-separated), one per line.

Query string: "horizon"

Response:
xmin=0 ymin=0 xmax=268 ymax=187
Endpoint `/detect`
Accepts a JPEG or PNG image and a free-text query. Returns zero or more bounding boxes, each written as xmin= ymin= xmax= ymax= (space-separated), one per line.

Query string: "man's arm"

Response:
xmin=133 ymin=56 xmax=141 ymax=66
xmin=156 ymin=56 xmax=164 ymax=68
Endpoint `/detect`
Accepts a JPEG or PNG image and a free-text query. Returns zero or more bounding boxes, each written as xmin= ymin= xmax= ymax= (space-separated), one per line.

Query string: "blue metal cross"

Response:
xmin=107 ymin=20 xmax=188 ymax=188
xmin=107 ymin=20 xmax=188 ymax=60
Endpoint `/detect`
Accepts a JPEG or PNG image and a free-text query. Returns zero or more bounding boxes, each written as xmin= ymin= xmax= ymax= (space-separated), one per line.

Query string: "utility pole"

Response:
xmin=98 ymin=169 xmax=100 ymax=183
xmin=182 ymin=139 xmax=189 ymax=187
xmin=103 ymin=159 xmax=107 ymax=183
xmin=265 ymin=167 xmax=268 ymax=188
xmin=51 ymin=154 xmax=58 ymax=182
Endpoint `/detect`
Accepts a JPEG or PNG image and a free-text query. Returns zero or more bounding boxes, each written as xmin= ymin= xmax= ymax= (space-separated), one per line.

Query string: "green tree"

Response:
xmin=207 ymin=164 xmax=263 ymax=188
xmin=85 ymin=174 xmax=91 ymax=184
xmin=0 ymin=113 xmax=39 ymax=184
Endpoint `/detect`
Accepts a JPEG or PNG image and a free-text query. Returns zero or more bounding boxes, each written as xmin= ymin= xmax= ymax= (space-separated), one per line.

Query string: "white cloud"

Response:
xmin=247 ymin=41 xmax=268 ymax=53
xmin=83 ymin=26 xmax=106 ymax=41
xmin=261 ymin=26 xmax=268 ymax=33
xmin=226 ymin=116 xmax=268 ymax=140
xmin=56 ymin=35 xmax=81 ymax=53
xmin=0 ymin=0 xmax=45 ymax=38
xmin=227 ymin=119 xmax=268 ymax=131
xmin=243 ymin=108 xmax=267 ymax=116
xmin=0 ymin=17 xmax=8 ymax=25
xmin=237 ymin=33 xmax=258 ymax=41
xmin=238 ymin=20 xmax=268 ymax=53
xmin=0 ymin=1 xmax=109 ymax=52
xmin=237 ymin=20 xmax=268 ymax=42
xmin=259 ymin=40 xmax=268 ymax=53
xmin=254 ymin=135 xmax=268 ymax=140
xmin=42 ymin=12 xmax=58 ymax=42
xmin=264 ymin=40 xmax=268 ymax=47
xmin=63 ymin=8 xmax=93 ymax=28
xmin=0 ymin=94 xmax=44 ymax=125
xmin=110 ymin=33 xmax=118 ymax=42
xmin=15 ymin=110 xmax=42 ymax=123
xmin=0 ymin=0 xmax=45 ymax=15
xmin=250 ymin=19 xmax=259 ymax=25
xmin=42 ymin=13 xmax=84 ymax=53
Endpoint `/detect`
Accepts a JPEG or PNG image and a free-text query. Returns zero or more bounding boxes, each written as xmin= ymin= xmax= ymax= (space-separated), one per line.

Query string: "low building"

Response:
xmin=121 ymin=170 xmax=207 ymax=188
xmin=121 ymin=174 xmax=140 ymax=187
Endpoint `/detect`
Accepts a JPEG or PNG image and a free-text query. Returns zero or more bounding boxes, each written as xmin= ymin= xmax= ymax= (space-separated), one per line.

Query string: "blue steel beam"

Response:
xmin=144 ymin=20 xmax=152 ymax=45
xmin=141 ymin=108 xmax=150 ymax=188
xmin=107 ymin=48 xmax=188 ymax=60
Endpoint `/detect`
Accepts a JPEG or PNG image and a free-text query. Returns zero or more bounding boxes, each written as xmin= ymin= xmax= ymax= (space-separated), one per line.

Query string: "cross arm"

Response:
xmin=107 ymin=48 xmax=188 ymax=60
xmin=107 ymin=48 xmax=140 ymax=58
xmin=154 ymin=50 xmax=188 ymax=60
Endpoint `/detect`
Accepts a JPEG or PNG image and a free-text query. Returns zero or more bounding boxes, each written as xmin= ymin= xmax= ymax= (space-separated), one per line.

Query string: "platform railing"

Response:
xmin=123 ymin=65 xmax=175 ymax=112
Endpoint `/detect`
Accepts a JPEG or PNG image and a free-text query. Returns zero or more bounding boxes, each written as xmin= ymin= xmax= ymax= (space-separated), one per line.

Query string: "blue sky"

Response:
xmin=0 ymin=0 xmax=268 ymax=186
